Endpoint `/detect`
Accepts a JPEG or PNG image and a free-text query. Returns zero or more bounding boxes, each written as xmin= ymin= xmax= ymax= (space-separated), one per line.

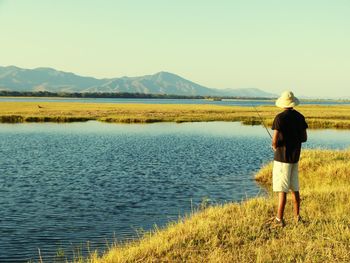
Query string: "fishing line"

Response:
xmin=252 ymin=105 xmax=272 ymax=139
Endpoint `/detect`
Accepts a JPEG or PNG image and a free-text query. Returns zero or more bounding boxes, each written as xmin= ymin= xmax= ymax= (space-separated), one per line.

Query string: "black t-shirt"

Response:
xmin=272 ymin=109 xmax=308 ymax=163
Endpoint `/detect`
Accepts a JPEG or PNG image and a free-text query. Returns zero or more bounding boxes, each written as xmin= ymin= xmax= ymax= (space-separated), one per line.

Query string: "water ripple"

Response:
xmin=0 ymin=122 xmax=349 ymax=261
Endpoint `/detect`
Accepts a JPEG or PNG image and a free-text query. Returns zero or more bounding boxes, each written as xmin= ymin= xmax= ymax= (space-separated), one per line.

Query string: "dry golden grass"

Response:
xmin=0 ymin=102 xmax=350 ymax=128
xmin=82 ymin=149 xmax=350 ymax=263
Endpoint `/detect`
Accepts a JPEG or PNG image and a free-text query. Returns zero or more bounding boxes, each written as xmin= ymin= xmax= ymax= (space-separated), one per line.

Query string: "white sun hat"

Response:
xmin=275 ymin=91 xmax=300 ymax=108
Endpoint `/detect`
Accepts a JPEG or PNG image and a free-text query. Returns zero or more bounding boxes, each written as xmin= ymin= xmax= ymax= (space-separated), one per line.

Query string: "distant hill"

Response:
xmin=0 ymin=66 xmax=276 ymax=97
xmin=216 ymin=87 xmax=276 ymax=98
xmin=0 ymin=66 xmax=104 ymax=93
xmin=84 ymin=71 xmax=215 ymax=96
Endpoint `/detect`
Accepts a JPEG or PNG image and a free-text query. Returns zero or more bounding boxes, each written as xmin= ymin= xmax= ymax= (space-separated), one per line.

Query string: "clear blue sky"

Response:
xmin=0 ymin=0 xmax=349 ymax=97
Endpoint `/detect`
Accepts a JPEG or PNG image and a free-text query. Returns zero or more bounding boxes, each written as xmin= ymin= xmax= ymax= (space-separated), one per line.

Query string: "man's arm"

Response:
xmin=301 ymin=129 xmax=307 ymax=142
xmin=272 ymin=129 xmax=280 ymax=151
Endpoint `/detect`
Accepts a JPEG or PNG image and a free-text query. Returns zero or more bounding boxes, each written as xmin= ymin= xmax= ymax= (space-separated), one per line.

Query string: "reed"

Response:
xmin=84 ymin=149 xmax=350 ymax=263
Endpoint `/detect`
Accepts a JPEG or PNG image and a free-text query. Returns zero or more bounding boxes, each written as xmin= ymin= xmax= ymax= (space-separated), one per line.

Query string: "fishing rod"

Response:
xmin=252 ymin=105 xmax=272 ymax=139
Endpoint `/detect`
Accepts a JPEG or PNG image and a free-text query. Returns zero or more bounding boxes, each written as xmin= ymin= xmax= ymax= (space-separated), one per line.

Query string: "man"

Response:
xmin=271 ymin=91 xmax=308 ymax=227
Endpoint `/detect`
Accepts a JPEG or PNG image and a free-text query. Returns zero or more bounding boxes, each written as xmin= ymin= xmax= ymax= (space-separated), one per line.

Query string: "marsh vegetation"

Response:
xmin=1 ymin=102 xmax=350 ymax=129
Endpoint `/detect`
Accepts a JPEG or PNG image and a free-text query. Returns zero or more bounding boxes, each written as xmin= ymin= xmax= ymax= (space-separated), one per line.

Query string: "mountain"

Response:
xmin=0 ymin=66 xmax=104 ymax=92
xmin=0 ymin=66 xmax=275 ymax=97
xmin=85 ymin=71 xmax=215 ymax=96
xmin=216 ymin=88 xmax=276 ymax=98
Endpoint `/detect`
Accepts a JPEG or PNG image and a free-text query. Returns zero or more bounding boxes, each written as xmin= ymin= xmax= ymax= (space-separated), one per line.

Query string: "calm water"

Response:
xmin=0 ymin=122 xmax=350 ymax=262
xmin=1 ymin=97 xmax=349 ymax=106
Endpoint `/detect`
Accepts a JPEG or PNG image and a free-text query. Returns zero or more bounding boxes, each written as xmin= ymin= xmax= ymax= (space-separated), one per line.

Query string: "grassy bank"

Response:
xmin=1 ymin=102 xmax=350 ymax=129
xmin=85 ymin=149 xmax=350 ymax=262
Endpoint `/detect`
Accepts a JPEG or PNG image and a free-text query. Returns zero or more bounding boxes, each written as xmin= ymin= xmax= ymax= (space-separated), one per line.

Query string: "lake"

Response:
xmin=0 ymin=97 xmax=349 ymax=106
xmin=1 ymin=122 xmax=350 ymax=262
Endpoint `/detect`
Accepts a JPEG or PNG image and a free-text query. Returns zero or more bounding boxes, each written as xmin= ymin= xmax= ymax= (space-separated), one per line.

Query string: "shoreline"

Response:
xmin=86 ymin=149 xmax=350 ymax=262
xmin=1 ymin=95 xmax=350 ymax=102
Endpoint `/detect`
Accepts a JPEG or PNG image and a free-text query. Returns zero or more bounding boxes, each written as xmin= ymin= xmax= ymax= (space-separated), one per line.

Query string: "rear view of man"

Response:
xmin=271 ymin=91 xmax=308 ymax=227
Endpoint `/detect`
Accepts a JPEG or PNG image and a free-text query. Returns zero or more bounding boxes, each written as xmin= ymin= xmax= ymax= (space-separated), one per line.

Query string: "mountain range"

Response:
xmin=0 ymin=66 xmax=276 ymax=97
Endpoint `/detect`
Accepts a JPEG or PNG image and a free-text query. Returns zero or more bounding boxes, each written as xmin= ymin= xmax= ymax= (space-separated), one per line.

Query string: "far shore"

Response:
xmin=0 ymin=96 xmax=95 ymax=100
xmin=1 ymin=102 xmax=350 ymax=129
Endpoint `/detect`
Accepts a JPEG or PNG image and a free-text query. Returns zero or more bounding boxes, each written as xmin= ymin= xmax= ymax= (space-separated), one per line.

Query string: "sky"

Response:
xmin=0 ymin=0 xmax=349 ymax=97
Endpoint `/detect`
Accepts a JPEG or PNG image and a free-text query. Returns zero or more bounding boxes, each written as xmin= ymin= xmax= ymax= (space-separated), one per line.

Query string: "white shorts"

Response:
xmin=272 ymin=161 xmax=299 ymax=193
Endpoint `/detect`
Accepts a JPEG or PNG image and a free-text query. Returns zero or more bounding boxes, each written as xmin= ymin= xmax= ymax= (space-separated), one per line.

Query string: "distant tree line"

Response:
xmin=0 ymin=90 xmax=273 ymax=100
xmin=0 ymin=90 xmax=205 ymax=99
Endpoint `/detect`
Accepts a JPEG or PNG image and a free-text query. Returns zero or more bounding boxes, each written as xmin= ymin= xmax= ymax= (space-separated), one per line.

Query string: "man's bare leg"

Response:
xmin=277 ymin=192 xmax=287 ymax=220
xmin=291 ymin=191 xmax=301 ymax=219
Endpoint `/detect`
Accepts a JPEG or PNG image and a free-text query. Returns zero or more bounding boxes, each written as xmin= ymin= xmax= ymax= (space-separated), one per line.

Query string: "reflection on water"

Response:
xmin=0 ymin=122 xmax=349 ymax=261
